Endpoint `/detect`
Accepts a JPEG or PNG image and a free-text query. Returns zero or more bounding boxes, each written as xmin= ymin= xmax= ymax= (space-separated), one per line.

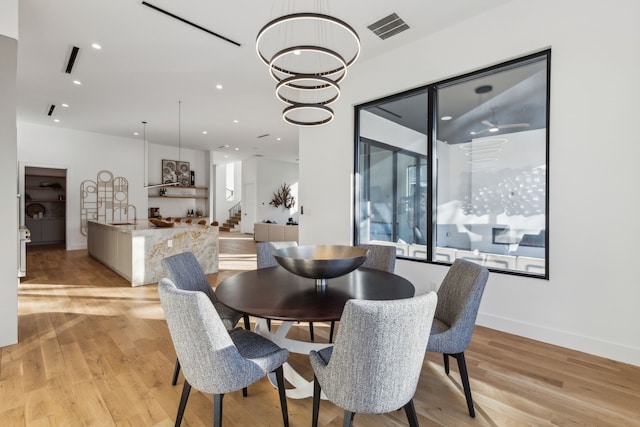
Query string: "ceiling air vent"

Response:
xmin=367 ymin=13 xmax=409 ymax=40
xmin=257 ymin=133 xmax=270 ymax=139
xmin=46 ymin=104 xmax=56 ymax=116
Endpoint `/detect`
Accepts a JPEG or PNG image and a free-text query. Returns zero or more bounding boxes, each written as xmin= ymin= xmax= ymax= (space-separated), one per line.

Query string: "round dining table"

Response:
xmin=215 ymin=265 xmax=415 ymax=398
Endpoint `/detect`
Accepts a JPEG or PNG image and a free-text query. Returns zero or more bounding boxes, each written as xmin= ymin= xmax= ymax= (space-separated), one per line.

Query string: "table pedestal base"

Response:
xmin=255 ymin=318 xmax=330 ymax=399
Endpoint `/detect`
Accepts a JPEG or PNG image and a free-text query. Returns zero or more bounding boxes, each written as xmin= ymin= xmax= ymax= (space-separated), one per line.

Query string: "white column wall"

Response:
xmin=0 ymin=1 xmax=19 ymax=347
xmin=299 ymin=0 xmax=640 ymax=365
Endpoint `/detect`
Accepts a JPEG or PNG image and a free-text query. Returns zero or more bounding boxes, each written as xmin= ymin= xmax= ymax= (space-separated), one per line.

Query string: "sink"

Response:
xmin=109 ymin=222 xmax=135 ymax=226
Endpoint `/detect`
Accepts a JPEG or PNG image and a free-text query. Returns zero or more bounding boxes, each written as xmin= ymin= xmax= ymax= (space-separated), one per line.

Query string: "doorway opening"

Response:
xmin=24 ymin=166 xmax=67 ymax=246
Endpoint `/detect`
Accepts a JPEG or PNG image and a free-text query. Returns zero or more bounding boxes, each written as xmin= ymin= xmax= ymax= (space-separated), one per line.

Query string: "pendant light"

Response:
xmin=256 ymin=3 xmax=360 ymax=126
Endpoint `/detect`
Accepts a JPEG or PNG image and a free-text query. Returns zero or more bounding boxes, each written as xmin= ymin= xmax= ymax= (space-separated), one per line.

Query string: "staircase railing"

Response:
xmin=228 ymin=201 xmax=241 ymax=219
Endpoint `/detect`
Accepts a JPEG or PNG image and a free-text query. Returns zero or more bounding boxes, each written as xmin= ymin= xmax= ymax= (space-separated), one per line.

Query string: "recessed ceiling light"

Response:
xmin=489 ymin=127 xmax=499 ymax=132
xmin=234 ymin=147 xmax=239 ymax=151
xmin=441 ymin=115 xmax=452 ymax=121
xmin=53 ymin=119 xmax=60 ymax=123
xmin=470 ymin=131 xmax=477 ymax=135
xmin=216 ymin=84 xmax=223 ymax=89
xmin=224 ymin=155 xmax=228 ymax=158
xmin=91 ymin=43 xmax=102 ymax=50
xmin=277 ymin=137 xmax=281 ymax=141
xmin=133 ymin=132 xmax=139 ymax=136
xmin=73 ymin=80 xmax=82 ymax=85
xmin=61 ymin=103 xmax=69 ymax=108
xmin=202 ymin=131 xmax=207 ymax=134
xmin=233 ymin=119 xmax=239 ymax=123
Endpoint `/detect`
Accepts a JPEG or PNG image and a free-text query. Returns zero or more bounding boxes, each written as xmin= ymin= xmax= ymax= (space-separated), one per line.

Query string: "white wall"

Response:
xmin=256 ymin=159 xmax=299 ymax=225
xmin=242 ymin=157 xmax=299 ymax=233
xmin=0 ymin=0 xmax=18 ymax=39
xmin=299 ymin=0 xmax=640 ymax=365
xmin=0 ymin=21 xmax=19 ymax=347
xmin=18 ymin=123 xmax=147 ymax=250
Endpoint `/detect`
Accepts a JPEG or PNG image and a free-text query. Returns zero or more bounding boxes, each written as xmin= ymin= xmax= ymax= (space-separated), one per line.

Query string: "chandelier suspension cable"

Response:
xmin=142 ymin=121 xmax=148 ymax=187
xmin=178 ymin=100 xmax=181 ymax=161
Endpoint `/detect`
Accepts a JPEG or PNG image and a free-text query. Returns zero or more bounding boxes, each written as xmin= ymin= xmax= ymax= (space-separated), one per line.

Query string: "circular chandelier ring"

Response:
xmin=269 ymin=46 xmax=348 ymax=83
xmin=256 ymin=13 xmax=361 ymax=68
xmin=282 ymin=103 xmax=334 ymax=127
xmin=276 ymin=75 xmax=341 ymax=105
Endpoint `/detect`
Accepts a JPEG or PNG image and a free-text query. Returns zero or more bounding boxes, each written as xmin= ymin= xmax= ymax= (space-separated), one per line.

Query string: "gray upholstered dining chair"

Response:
xmin=358 ymin=243 xmax=396 ymax=272
xmin=309 ymin=292 xmax=438 ymax=427
xmin=162 ymin=252 xmax=245 ymax=386
xmin=427 ymin=258 xmax=489 ymax=417
xmin=256 ymin=241 xmax=316 ymax=338
xmin=324 ymin=243 xmax=397 ymax=342
xmin=158 ymin=278 xmax=290 ymax=427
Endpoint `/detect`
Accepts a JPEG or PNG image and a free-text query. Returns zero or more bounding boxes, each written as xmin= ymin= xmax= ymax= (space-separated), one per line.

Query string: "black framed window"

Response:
xmin=355 ymin=50 xmax=550 ymax=278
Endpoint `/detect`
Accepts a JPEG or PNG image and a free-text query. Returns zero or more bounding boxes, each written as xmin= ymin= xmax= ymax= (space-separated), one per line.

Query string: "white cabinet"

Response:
xmin=87 ymin=222 xmax=132 ymax=281
xmin=254 ymin=223 xmax=298 ymax=242
xmin=116 ymin=230 xmax=132 ymax=278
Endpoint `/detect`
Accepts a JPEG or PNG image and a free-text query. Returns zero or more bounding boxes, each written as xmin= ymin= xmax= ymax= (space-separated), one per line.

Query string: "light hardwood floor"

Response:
xmin=1 ymin=232 xmax=638 ymax=426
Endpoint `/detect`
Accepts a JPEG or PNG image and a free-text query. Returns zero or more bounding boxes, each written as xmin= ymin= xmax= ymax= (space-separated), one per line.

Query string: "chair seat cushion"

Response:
xmin=230 ymin=328 xmax=289 ymax=372
xmin=314 ymin=346 xmax=333 ymax=366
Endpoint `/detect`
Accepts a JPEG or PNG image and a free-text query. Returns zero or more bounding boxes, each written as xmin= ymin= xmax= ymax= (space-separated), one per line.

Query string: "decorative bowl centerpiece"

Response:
xmin=149 ymin=218 xmax=174 ymax=228
xmin=273 ymin=245 xmax=369 ymax=288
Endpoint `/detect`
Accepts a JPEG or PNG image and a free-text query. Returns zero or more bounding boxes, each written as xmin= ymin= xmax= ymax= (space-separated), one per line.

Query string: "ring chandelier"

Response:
xmin=256 ymin=12 xmax=361 ymax=126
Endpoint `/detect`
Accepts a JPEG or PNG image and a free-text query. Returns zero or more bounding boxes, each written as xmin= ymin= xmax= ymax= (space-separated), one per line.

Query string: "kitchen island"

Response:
xmin=87 ymin=220 xmax=218 ymax=286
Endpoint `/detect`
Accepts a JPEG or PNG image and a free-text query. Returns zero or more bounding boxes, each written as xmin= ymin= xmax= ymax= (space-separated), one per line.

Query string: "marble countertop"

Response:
xmin=88 ymin=220 xmax=210 ymax=233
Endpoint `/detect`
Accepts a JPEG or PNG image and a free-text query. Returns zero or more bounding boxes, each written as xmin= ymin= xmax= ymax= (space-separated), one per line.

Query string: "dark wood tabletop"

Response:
xmin=215 ymin=266 xmax=415 ymax=322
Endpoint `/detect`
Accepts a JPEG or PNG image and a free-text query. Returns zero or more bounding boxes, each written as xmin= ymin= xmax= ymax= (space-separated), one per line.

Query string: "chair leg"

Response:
xmin=172 ymin=359 xmax=181 ymax=385
xmin=342 ymin=410 xmax=355 ymax=427
xmin=213 ymin=394 xmax=224 ymax=427
xmin=454 ymin=352 xmax=475 ymax=418
xmin=312 ymin=376 xmax=321 ymax=427
xmin=443 ymin=353 xmax=450 ymax=375
xmin=403 ymin=399 xmax=419 ymax=427
xmin=309 ymin=322 xmax=314 ymax=341
xmin=267 ymin=318 xmax=271 ymax=331
xmin=242 ymin=387 xmax=248 ymax=397
xmin=175 ymin=380 xmax=191 ymax=427
xmin=329 ymin=321 xmax=335 ymax=343
xmin=243 ymin=314 xmax=251 ymax=330
xmin=275 ymin=366 xmax=289 ymax=427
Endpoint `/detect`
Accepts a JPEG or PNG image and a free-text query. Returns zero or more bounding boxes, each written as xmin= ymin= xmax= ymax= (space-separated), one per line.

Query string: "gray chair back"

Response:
xmin=162 ymin=252 xmax=242 ymax=330
xmin=428 ymin=258 xmax=489 ymax=354
xmin=358 ymin=244 xmax=396 ymax=272
xmin=158 ymin=278 xmax=286 ymax=394
xmin=256 ymin=241 xmax=298 ymax=269
xmin=310 ymin=292 xmax=437 ymax=414
xmin=162 ymin=252 xmax=218 ymax=303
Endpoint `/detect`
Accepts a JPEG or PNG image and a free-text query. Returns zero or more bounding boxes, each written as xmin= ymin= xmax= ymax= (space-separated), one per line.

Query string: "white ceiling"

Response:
xmin=16 ymin=0 xmax=513 ymax=163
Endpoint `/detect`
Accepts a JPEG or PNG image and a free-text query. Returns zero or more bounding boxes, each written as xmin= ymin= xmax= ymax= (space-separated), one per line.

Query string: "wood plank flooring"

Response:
xmin=1 ymin=232 xmax=638 ymax=426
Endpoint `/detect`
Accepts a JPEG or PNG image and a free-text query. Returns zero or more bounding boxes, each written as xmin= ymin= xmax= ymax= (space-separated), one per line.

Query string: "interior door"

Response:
xmin=241 ymin=182 xmax=256 ymax=234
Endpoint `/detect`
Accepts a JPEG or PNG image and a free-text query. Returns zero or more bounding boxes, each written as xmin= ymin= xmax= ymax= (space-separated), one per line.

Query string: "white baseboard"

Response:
xmin=477 ymin=312 xmax=640 ymax=367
